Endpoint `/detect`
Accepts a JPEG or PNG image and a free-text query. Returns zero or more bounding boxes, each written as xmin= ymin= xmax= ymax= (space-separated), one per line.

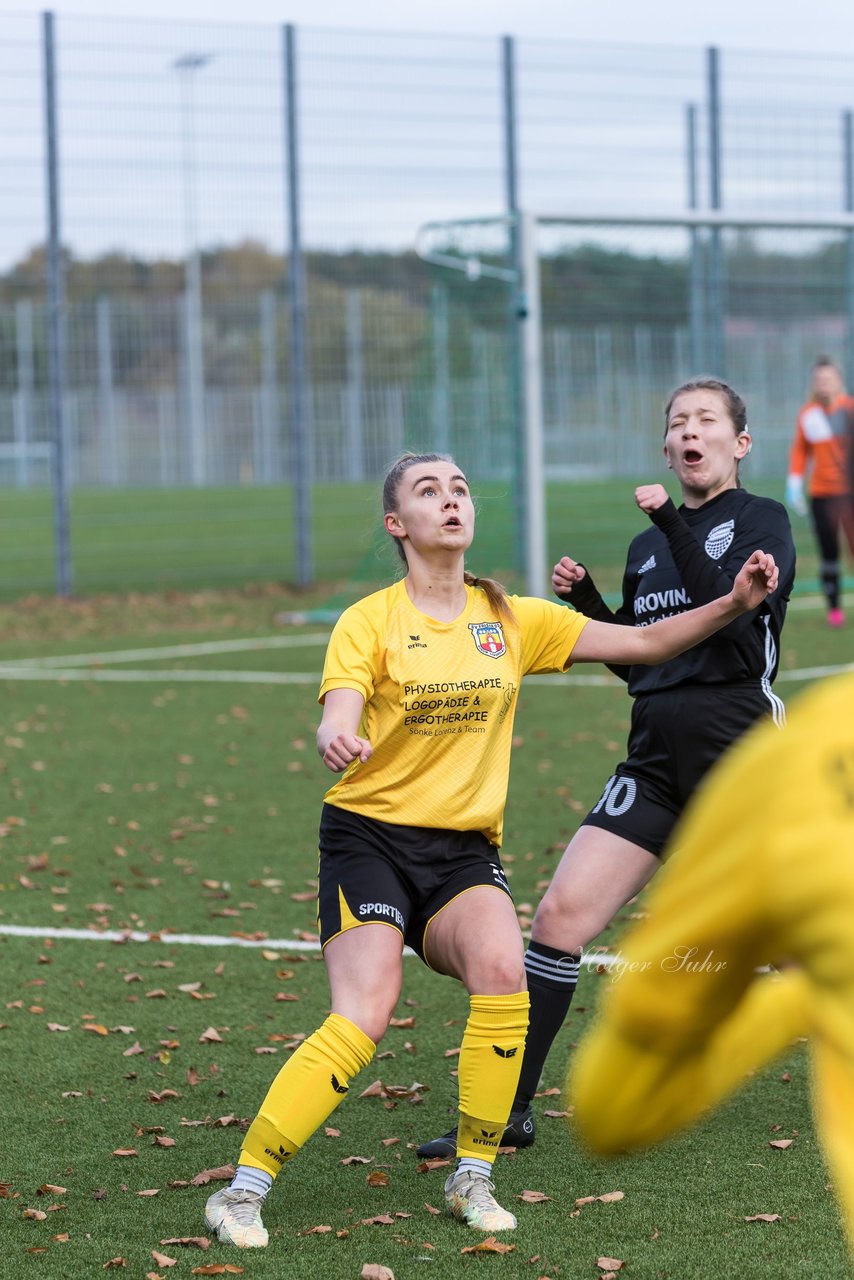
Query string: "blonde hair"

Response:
xmin=382 ymin=451 xmax=514 ymax=620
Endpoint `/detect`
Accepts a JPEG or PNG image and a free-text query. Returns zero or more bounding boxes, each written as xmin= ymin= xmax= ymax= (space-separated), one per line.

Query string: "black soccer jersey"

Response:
xmin=567 ymin=488 xmax=796 ymax=695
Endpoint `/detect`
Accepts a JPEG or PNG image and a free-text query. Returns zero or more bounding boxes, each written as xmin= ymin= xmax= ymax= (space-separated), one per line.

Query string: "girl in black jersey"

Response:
xmin=417 ymin=377 xmax=797 ymax=1159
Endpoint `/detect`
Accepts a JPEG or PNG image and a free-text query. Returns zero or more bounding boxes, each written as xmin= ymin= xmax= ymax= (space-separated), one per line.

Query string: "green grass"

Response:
xmin=1 ymin=601 xmax=852 ymax=1277
xmin=0 ymin=477 xmax=844 ymax=603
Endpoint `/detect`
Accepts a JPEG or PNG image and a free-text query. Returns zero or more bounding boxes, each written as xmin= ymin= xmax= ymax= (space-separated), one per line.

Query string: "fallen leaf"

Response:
xmin=103 ymin=1261 xmax=127 ymax=1270
xmin=543 ymin=1109 xmax=570 ymax=1119
xmin=324 ymin=1127 xmax=341 ymax=1138
xmin=367 ymin=1170 xmax=390 ymax=1187
xmin=111 ymin=1149 xmax=138 ymax=1158
xmin=744 ymin=1213 xmax=781 ymax=1223
xmin=151 ymin=1251 xmax=177 ymax=1267
xmin=359 ymin=1080 xmax=386 ymax=1098
xmin=159 ymin=1236 xmax=211 ymax=1249
xmin=424 ymin=1203 xmax=441 ymax=1215
xmin=597 ymin=1259 xmax=625 ymax=1271
xmin=190 ymin=1268 xmax=245 ymax=1277
xmin=576 ymin=1190 xmax=625 ymax=1206
xmin=362 ymin=1214 xmax=395 ymax=1225
xmin=23 ymin=1208 xmax=48 ymax=1220
xmin=190 ymin=1166 xmax=236 ymax=1186
xmin=137 ymin=1189 xmax=160 ymax=1198
xmin=415 ymin=1159 xmax=451 ymax=1173
xmin=769 ymin=1139 xmax=794 ymax=1150
xmin=389 ymin=1017 xmax=415 ymax=1029
xmin=299 ymin=1225 xmax=332 ymax=1235
xmin=341 ymin=1155 xmax=372 ymax=1166
xmin=461 ymin=1237 xmax=516 ymax=1254
xmin=84 ymin=1023 xmax=109 ymax=1036
xmin=361 ymin=1266 xmax=396 ymax=1280
xmin=123 ymin=1042 xmax=144 ymax=1057
xmin=37 ymin=1184 xmax=67 ymax=1195
xmin=518 ymin=1189 xmax=551 ymax=1203
xmin=199 ymin=1028 xmax=223 ymax=1044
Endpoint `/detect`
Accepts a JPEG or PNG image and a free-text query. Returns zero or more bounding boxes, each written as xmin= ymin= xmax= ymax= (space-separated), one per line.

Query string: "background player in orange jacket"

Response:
xmin=786 ymin=355 xmax=854 ymax=625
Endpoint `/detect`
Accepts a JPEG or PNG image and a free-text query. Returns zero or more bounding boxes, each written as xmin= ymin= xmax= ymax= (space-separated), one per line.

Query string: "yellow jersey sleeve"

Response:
xmin=509 ymin=595 xmax=590 ymax=674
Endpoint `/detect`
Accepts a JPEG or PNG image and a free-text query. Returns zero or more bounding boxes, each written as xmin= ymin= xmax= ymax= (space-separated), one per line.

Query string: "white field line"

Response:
xmin=0 ymin=667 xmax=323 ymax=684
xmin=0 ymin=662 xmax=851 ymax=686
xmin=0 ymin=920 xmax=618 ymax=968
xmin=3 ymin=633 xmax=332 ymax=668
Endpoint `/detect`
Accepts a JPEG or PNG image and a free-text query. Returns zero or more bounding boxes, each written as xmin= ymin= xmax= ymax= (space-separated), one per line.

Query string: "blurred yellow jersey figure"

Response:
xmin=570 ymin=672 xmax=854 ymax=1256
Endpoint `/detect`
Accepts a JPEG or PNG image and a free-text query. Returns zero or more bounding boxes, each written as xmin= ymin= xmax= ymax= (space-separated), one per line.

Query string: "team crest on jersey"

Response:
xmin=469 ymin=621 xmax=506 ymax=659
xmin=705 ymin=519 xmax=735 ymax=560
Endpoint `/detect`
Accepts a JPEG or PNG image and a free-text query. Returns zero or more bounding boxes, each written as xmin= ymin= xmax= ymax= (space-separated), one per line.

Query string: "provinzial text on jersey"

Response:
xmin=633 ymin=587 xmax=691 ymax=618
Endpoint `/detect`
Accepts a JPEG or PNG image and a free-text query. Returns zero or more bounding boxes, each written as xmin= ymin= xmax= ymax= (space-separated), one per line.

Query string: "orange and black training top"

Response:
xmin=788 ymin=393 xmax=854 ymax=497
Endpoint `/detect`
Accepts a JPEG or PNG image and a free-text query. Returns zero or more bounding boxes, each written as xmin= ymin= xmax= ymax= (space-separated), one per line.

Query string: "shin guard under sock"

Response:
xmin=239 ymin=1013 xmax=375 ymax=1177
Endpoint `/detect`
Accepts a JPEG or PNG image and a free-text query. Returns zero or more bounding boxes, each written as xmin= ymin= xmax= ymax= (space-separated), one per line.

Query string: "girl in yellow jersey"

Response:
xmin=204 ymin=452 xmax=778 ymax=1249
xmin=570 ymin=671 xmax=854 ymax=1258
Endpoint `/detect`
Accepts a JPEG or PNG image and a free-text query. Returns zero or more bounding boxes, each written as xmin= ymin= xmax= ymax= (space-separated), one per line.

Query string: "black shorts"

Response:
xmin=317 ymin=803 xmax=513 ymax=963
xmin=581 ymin=683 xmax=783 ymax=858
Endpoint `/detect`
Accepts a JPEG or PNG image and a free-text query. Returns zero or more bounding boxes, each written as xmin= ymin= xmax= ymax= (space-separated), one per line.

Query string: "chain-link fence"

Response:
xmin=3 ymin=13 xmax=854 ymax=593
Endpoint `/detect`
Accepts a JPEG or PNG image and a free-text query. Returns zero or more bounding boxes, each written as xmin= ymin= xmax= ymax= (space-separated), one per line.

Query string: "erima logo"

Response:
xmin=472 ymin=1131 xmax=499 ymax=1146
xmin=480 ymin=1129 xmax=498 ymax=1139
xmin=639 ymin=554 xmax=656 ymax=575
xmin=493 ymin=1045 xmax=518 ymax=1058
xmin=264 ymin=1145 xmax=287 ymax=1166
xmin=407 ymin=633 xmax=427 ymax=649
xmin=330 ymin=1074 xmax=348 ymax=1094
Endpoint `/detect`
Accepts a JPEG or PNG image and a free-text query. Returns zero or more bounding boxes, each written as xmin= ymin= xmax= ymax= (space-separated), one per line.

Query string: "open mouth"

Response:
xmin=683 ymin=449 xmax=704 ymax=465
xmin=443 ymin=516 xmax=462 ymax=528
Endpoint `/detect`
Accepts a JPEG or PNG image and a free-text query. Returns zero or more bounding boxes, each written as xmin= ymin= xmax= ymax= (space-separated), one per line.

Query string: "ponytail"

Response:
xmin=464 ymin=570 xmax=515 ymax=621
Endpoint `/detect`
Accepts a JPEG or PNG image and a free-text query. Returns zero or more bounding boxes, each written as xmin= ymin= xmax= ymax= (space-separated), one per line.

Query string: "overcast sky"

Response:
xmin=4 ymin=0 xmax=854 ymax=56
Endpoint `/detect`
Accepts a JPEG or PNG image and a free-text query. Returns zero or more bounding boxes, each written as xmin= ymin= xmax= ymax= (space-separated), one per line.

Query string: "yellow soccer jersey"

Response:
xmin=319 ymin=579 xmax=589 ymax=845
xmin=570 ymin=671 xmax=854 ymax=1255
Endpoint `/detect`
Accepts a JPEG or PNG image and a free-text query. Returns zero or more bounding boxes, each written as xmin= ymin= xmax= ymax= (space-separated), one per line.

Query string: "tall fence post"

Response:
xmin=259 ymin=288 xmax=280 ymax=483
xmin=283 ymin=22 xmax=312 ymax=587
xmin=502 ymin=33 xmax=529 ymax=578
xmin=42 ymin=10 xmax=72 ymax=596
xmin=14 ymin=298 xmax=34 ymax=489
xmin=96 ymin=294 xmax=118 ymax=485
xmin=173 ymin=53 xmax=209 ymax=488
xmin=843 ymin=110 xmax=854 ymax=382
xmin=430 ymin=283 xmax=450 ymax=453
xmin=517 ymin=211 xmax=546 ymax=599
xmin=706 ymin=45 xmax=726 ymax=376
xmin=345 ymin=288 xmax=365 ymax=481
xmin=686 ymin=102 xmax=705 ymax=372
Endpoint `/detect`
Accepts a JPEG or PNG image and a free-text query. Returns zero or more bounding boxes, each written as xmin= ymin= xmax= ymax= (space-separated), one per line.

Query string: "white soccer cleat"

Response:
xmin=204 ymin=1186 xmax=269 ymax=1248
xmin=444 ymin=1167 xmax=518 ymax=1231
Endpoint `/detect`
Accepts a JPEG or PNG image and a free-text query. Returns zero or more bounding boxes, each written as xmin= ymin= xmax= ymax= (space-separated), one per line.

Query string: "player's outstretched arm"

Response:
xmin=317 ymin=687 xmax=372 ymax=772
xmin=570 ymin=550 xmax=778 ymax=666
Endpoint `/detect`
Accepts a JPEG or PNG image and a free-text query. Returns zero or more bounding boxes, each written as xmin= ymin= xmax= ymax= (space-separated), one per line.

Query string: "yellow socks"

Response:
xmin=239 ymin=1013 xmax=375 ymax=1177
xmin=456 ymin=992 xmax=530 ymax=1162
